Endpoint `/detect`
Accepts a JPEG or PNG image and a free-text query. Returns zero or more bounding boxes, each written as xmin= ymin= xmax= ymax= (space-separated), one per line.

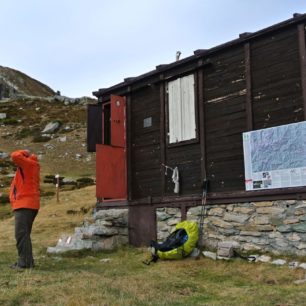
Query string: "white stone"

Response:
xmin=297 ymin=243 xmax=306 ymax=250
xmin=243 ymin=243 xmax=261 ymax=251
xmin=218 ymin=240 xmax=240 ymax=249
xmin=271 ymin=259 xmax=287 ymax=266
xmin=0 ymin=113 xmax=6 ymax=119
xmin=189 ymin=248 xmax=201 ymax=258
xmin=298 ymin=263 xmax=306 ymax=269
xmin=42 ymin=121 xmax=60 ymax=134
xmin=100 ymin=258 xmax=111 ymax=263
xmin=294 ymin=279 xmax=306 ymax=284
xmin=202 ymin=251 xmax=217 ymax=260
xmin=257 ymin=255 xmax=271 ymax=263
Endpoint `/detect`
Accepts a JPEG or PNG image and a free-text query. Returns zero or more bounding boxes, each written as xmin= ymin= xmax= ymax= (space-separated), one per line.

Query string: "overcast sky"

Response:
xmin=1 ymin=0 xmax=306 ymax=98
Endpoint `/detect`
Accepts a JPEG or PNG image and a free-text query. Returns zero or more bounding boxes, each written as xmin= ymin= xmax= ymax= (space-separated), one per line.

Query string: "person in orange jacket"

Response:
xmin=9 ymin=149 xmax=40 ymax=269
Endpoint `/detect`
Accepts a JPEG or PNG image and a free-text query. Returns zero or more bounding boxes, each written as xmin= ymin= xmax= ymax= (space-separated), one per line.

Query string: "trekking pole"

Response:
xmin=198 ymin=179 xmax=208 ymax=249
xmin=55 ymin=174 xmax=60 ymax=203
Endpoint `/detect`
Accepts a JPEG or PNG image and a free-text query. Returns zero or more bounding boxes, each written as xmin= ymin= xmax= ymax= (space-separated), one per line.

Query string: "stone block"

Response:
xmin=296 ymin=202 xmax=306 ymax=208
xmin=294 ymin=208 xmax=306 ymax=216
xmin=165 ymin=207 xmax=181 ymax=215
xmin=253 ymin=215 xmax=270 ymax=225
xmin=240 ymin=231 xmax=262 ymax=237
xmin=297 ymin=243 xmax=306 ymax=250
xmin=93 ymin=226 xmax=118 ymax=236
xmin=257 ymin=225 xmax=274 ymax=232
xmin=218 ymin=228 xmax=239 ymax=236
xmin=218 ymin=240 xmax=240 ymax=249
xmin=275 ymin=239 xmax=289 ymax=248
xmin=292 ymin=223 xmax=306 ymax=233
xmin=203 ymin=251 xmax=217 ymax=260
xmin=208 ymin=207 xmax=224 ymax=216
xmin=270 ymin=216 xmax=284 ymax=226
xmin=96 ymin=220 xmax=113 ymax=227
xmin=257 ymin=207 xmax=285 ymax=215
xmin=217 ymin=247 xmax=234 ymax=258
xmin=233 ymin=207 xmax=254 ymax=214
xmin=92 ymin=237 xmax=117 ymax=251
xmin=242 ymin=243 xmax=261 ymax=251
xmin=269 ymin=232 xmax=283 ymax=239
xmin=157 ymin=221 xmax=171 ymax=232
xmin=187 ymin=206 xmax=202 ymax=216
xmin=224 ymin=213 xmax=250 ymax=223
xmin=277 ymin=225 xmax=292 ymax=233
xmin=167 ymin=218 xmax=181 ymax=226
xmin=283 ymin=218 xmax=300 ymax=225
xmin=156 ymin=211 xmax=171 ymax=221
xmin=211 ymin=218 xmax=233 ymax=229
xmin=94 ymin=209 xmax=128 ymax=221
xmin=254 ymin=201 xmax=273 ymax=207
xmin=287 ymin=233 xmax=301 ymax=242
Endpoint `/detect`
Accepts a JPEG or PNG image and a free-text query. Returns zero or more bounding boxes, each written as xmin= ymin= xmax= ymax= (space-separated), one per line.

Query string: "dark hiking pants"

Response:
xmin=14 ymin=208 xmax=38 ymax=268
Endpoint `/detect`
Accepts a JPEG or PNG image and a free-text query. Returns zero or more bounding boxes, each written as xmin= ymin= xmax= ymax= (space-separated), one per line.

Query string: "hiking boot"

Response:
xmin=10 ymin=262 xmax=34 ymax=270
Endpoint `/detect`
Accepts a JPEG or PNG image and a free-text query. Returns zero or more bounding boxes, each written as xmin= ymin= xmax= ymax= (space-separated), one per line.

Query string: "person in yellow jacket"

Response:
xmin=9 ymin=149 xmax=40 ymax=269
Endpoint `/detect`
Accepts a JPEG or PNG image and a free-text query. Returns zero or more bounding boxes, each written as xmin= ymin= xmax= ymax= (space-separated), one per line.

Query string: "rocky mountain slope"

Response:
xmin=0 ymin=67 xmax=97 ymax=205
xmin=0 ymin=65 xmax=55 ymax=99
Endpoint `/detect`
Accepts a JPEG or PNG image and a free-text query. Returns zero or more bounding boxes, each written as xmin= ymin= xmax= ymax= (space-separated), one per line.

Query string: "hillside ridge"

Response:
xmin=0 ymin=65 xmax=55 ymax=99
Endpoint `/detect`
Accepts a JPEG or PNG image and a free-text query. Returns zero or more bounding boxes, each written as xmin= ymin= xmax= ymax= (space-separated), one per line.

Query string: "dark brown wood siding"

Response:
xmin=204 ymin=46 xmax=246 ymax=192
xmin=251 ymin=26 xmax=304 ymax=129
xmin=165 ymin=143 xmax=202 ymax=195
xmin=130 ymin=86 xmax=161 ymax=198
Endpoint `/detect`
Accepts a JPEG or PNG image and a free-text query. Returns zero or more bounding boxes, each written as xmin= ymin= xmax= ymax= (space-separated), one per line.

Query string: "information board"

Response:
xmin=243 ymin=121 xmax=306 ymax=191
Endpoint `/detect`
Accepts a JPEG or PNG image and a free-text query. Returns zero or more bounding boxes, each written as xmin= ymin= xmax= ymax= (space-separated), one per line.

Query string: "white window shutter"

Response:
xmin=181 ymin=75 xmax=196 ymax=141
xmin=168 ymin=74 xmax=196 ymax=143
xmin=168 ymin=78 xmax=181 ymax=143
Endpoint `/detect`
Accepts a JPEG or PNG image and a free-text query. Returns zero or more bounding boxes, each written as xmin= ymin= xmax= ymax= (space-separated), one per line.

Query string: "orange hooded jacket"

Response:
xmin=9 ymin=150 xmax=40 ymax=211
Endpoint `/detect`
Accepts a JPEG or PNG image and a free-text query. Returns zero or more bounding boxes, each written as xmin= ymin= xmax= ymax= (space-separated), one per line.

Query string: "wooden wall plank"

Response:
xmin=298 ymin=23 xmax=306 ymax=119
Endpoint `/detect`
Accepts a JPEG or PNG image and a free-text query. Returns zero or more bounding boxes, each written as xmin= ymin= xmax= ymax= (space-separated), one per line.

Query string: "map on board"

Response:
xmin=243 ymin=121 xmax=306 ymax=191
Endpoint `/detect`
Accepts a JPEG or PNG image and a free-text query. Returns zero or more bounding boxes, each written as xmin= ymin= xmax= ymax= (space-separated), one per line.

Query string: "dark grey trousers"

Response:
xmin=14 ymin=208 xmax=38 ymax=268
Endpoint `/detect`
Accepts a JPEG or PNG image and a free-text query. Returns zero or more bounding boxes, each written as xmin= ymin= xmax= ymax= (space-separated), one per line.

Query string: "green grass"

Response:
xmin=0 ymin=247 xmax=306 ymax=306
xmin=1 ymin=187 xmax=306 ymax=305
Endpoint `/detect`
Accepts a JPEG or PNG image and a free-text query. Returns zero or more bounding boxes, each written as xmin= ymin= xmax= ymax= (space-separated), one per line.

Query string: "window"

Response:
xmin=167 ymin=74 xmax=196 ymax=143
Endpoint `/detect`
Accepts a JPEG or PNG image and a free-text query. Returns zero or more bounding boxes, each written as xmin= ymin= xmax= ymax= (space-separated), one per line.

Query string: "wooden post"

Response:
xmin=55 ymin=174 xmax=60 ymax=203
xmin=197 ymin=62 xmax=207 ymax=182
xmin=160 ymin=74 xmax=166 ymax=196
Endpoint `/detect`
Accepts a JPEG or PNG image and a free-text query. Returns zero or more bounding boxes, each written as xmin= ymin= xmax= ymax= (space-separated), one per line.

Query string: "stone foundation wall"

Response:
xmin=156 ymin=200 xmax=306 ymax=256
xmin=156 ymin=208 xmax=181 ymax=241
xmin=47 ymin=208 xmax=128 ymax=254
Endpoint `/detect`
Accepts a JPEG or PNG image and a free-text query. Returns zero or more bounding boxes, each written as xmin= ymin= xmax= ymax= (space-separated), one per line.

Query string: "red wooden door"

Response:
xmin=111 ymin=95 xmax=126 ymax=148
xmin=96 ymin=95 xmax=127 ymax=200
xmin=96 ymin=144 xmax=127 ymax=199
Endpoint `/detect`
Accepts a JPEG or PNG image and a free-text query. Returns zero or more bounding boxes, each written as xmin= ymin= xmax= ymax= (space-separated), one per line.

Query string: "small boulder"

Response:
xmin=42 ymin=121 xmax=61 ymax=134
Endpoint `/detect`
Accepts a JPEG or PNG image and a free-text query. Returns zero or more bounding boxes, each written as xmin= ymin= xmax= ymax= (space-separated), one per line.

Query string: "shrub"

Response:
xmin=16 ymin=128 xmax=34 ymax=139
xmin=32 ymin=135 xmax=51 ymax=143
xmin=1 ymin=118 xmax=19 ymax=125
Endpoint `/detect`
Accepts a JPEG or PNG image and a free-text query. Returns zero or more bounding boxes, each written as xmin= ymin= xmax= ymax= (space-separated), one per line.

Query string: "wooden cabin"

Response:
xmin=87 ymin=13 xmax=306 ymax=246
